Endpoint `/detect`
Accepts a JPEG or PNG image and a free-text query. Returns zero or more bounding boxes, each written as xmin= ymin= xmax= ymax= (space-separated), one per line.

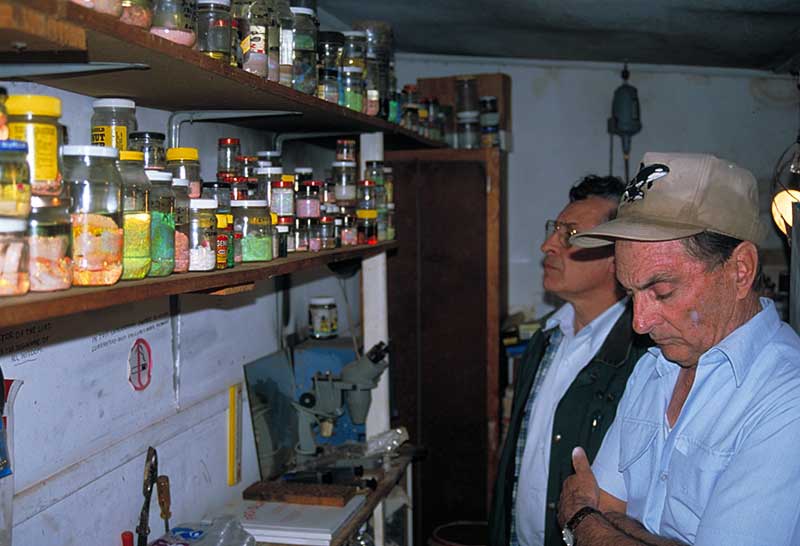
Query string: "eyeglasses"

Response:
xmin=545 ymin=220 xmax=579 ymax=247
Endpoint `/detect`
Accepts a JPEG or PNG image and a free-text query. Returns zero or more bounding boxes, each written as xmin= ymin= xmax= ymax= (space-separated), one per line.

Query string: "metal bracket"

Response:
xmin=0 ymin=62 xmax=148 ymax=78
xmin=273 ymin=131 xmax=362 ymax=154
xmin=167 ymin=110 xmax=300 ymax=148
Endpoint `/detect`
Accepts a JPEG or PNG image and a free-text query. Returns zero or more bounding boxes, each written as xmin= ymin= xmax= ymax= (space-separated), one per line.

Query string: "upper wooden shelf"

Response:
xmin=0 ymin=0 xmax=443 ymax=149
xmin=0 ymin=241 xmax=396 ymax=329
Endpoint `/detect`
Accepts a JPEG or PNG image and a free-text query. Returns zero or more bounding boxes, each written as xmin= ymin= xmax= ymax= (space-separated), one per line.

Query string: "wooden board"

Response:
xmin=243 ymin=481 xmax=358 ymax=508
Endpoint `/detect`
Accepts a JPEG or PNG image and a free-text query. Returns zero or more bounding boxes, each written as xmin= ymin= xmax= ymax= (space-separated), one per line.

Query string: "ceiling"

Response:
xmin=318 ymin=0 xmax=800 ymax=72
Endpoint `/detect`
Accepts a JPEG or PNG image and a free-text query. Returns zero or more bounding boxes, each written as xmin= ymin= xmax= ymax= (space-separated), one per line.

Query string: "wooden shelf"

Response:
xmin=0 ymin=0 xmax=443 ymax=149
xmin=0 ymin=241 xmax=396 ymax=329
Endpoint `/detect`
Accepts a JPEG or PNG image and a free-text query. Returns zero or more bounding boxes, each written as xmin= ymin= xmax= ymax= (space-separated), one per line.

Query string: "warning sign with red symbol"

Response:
xmin=128 ymin=338 xmax=152 ymax=391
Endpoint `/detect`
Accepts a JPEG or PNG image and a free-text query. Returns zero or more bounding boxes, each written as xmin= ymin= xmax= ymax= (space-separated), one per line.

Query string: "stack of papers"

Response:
xmin=232 ymin=494 xmax=365 ymax=545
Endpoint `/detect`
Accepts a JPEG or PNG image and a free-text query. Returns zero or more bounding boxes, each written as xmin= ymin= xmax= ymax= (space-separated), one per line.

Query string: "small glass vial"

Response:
xmin=294 ymin=217 xmax=309 ymax=252
xmin=275 ymin=215 xmax=292 ymax=257
xmin=145 ymin=170 xmax=176 ymax=277
xmin=239 ymin=0 xmax=268 ymax=76
xmin=340 ymin=207 xmax=358 ymax=247
xmin=342 ymin=67 xmax=364 ymax=112
xmin=129 ymin=131 xmax=166 ymax=170
xmin=188 ymin=198 xmax=218 ymax=271
xmin=309 ymin=297 xmax=338 ymax=339
xmin=91 ymin=98 xmax=137 ymax=151
xmin=357 ymin=179 xmax=377 ymax=211
xmin=0 ymin=218 xmax=30 ymax=296
xmin=230 ymin=176 xmax=249 ymax=201
xmin=29 ymin=196 xmax=73 ymax=292
xmin=0 ymin=140 xmax=32 ymax=218
xmin=357 ymin=209 xmax=378 ymax=245
xmin=217 ymin=137 xmax=240 ymax=175
xmin=319 ymin=215 xmax=336 ymax=250
xmin=383 ymin=166 xmax=394 ymax=205
xmin=151 ymin=0 xmax=197 ymax=46
xmin=386 ymin=203 xmax=396 ymax=241
xmin=295 ymin=167 xmax=313 ymax=186
xmin=232 ymin=199 xmax=272 ymax=262
xmin=196 ymin=0 xmax=232 ymax=62
xmin=457 ymin=112 xmax=480 ymax=149
xmin=120 ymin=0 xmax=153 ymax=28
xmin=118 ymin=150 xmax=152 ymax=280
xmin=332 ymin=161 xmax=357 ymax=204
xmin=336 ymin=139 xmax=357 ymax=162
xmin=166 ymin=147 xmax=202 ymax=198
xmin=172 ymin=178 xmax=190 ymax=273
xmin=296 ymin=180 xmax=322 ymax=219
xmin=271 ymin=175 xmax=295 ymax=216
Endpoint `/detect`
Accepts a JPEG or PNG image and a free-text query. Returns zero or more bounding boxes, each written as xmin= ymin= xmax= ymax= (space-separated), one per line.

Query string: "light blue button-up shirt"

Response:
xmin=593 ymin=298 xmax=800 ymax=546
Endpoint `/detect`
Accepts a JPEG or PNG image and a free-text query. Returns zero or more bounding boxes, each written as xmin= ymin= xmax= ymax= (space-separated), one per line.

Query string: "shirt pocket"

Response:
xmin=667 ymin=439 xmax=732 ymax=522
xmin=619 ymin=418 xmax=659 ymax=509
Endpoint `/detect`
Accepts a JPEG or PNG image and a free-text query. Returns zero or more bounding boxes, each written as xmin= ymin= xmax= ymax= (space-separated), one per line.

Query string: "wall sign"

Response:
xmin=128 ymin=338 xmax=152 ymax=391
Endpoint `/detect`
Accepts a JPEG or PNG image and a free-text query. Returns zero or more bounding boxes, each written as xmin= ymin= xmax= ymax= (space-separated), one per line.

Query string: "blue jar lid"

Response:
xmin=0 ymin=140 xmax=28 ymax=153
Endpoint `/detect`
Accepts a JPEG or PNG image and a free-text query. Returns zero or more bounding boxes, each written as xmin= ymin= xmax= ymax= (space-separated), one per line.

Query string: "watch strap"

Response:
xmin=565 ymin=506 xmax=600 ymax=533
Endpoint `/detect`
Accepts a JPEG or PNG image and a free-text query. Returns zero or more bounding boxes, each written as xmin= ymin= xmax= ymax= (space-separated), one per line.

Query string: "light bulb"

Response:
xmin=771 ymin=188 xmax=800 ymax=235
xmin=790 ymin=144 xmax=800 ymax=175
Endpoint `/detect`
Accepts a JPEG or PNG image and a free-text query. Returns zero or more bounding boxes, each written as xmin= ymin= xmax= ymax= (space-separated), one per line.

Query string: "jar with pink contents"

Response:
xmin=296 ymin=179 xmax=322 ymax=219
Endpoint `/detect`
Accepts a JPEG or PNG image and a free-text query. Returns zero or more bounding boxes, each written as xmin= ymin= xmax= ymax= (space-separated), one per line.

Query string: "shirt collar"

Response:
xmin=545 ymin=298 xmax=628 ymax=341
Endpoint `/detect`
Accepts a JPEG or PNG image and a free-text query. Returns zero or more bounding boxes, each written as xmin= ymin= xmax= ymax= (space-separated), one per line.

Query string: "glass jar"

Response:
xmin=229 ymin=176 xmax=249 ymax=201
xmin=386 ymin=203 xmax=395 ymax=240
xmin=342 ymin=67 xmax=364 ymax=112
xmin=356 ymin=209 xmax=378 ymax=245
xmin=296 ymin=180 xmax=321 ymax=218
xmin=340 ymin=207 xmax=358 ymax=247
xmin=365 ymin=160 xmax=384 ymax=185
xmin=401 ymin=103 xmax=419 ymax=133
xmin=120 ymin=0 xmax=153 ymax=28
xmin=196 ymin=0 xmax=232 ymax=62
xmin=238 ymin=0 xmax=268 ymax=77
xmin=480 ymin=95 xmax=500 ymax=148
xmin=62 ymin=146 xmax=124 ymax=286
xmin=145 ymin=170 xmax=176 ymax=276
xmin=91 ymin=98 xmax=137 ymax=151
xmin=270 ymin=212 xmax=279 ymax=258
xmin=232 ymin=199 xmax=272 ymax=262
xmin=290 ymin=7 xmax=317 ymax=94
xmin=455 ymin=75 xmax=479 ymax=114
xmin=172 ymin=178 xmax=190 ymax=272
xmin=218 ymin=137 xmax=240 ymax=175
xmin=321 ymin=181 xmax=337 ymax=214
xmin=230 ymin=14 xmax=241 ymax=68
xmin=377 ymin=210 xmax=387 ymax=242
xmin=309 ymin=297 xmax=337 ymax=339
xmin=0 ymin=140 xmax=32 ymax=218
xmin=5 ymin=95 xmax=62 ymax=197
xmin=214 ymin=210 xmax=231 ymax=268
xmin=275 ymin=215 xmax=292 ymax=257
xmin=129 ymin=131 xmax=166 ymax=170
xmin=118 ymin=151 xmax=152 ymax=280
xmin=341 ymin=30 xmax=366 ymax=70
xmin=319 ymin=215 xmax=336 ymax=250
xmin=278 ymin=2 xmax=294 ymax=86
xmin=332 ymin=161 xmax=357 ymax=204
xmin=29 ymin=196 xmax=73 ymax=292
xmin=317 ymin=31 xmax=344 ymax=103
xmin=457 ymin=112 xmax=480 ymax=149
xmin=294 ymin=217 xmax=308 ymax=252
xmin=336 ymin=139 xmax=356 ymax=162
xmin=238 ymin=155 xmax=258 ymax=179
xmin=261 ymin=166 xmax=282 ymax=206
xmin=271 ymin=175 xmax=294 ymax=216
xmin=92 ymin=0 xmax=123 ymax=16
xmin=305 ymin=218 xmax=321 ymax=252
xmin=167 ymin=147 xmax=202 ymax=198
xmin=0 ymin=219 xmax=29 ymax=296
xmin=364 ymin=60 xmax=380 ymax=117
xmin=202 ymin=179 xmax=231 ymax=211
xmin=257 ymin=150 xmax=281 ymax=167
xmin=357 ymin=179 xmax=377 ymax=211
xmin=151 ymin=0 xmax=197 ymax=46
xmin=188 ymin=198 xmax=218 ymax=271
xmin=383 ymin=166 xmax=394 ymax=205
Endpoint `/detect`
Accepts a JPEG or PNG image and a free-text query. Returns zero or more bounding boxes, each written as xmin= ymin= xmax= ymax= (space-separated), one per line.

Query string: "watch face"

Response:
xmin=562 ymin=527 xmax=575 ymax=546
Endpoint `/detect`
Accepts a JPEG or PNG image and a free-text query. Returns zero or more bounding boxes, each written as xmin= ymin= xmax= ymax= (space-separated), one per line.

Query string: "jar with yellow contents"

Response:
xmin=0 ymin=140 xmax=32 ymax=218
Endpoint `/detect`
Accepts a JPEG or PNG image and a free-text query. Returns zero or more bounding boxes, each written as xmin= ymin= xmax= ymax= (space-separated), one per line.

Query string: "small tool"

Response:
xmin=156 ymin=475 xmax=172 ymax=534
xmin=136 ymin=447 xmax=158 ymax=546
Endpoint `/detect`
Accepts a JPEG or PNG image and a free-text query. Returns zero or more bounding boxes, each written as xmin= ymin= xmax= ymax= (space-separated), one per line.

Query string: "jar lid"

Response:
xmin=145 ymin=170 xmax=173 ymax=182
xmin=277 ymin=215 xmax=294 ymax=225
xmin=456 ymin=110 xmax=480 ymax=120
xmin=6 ymin=94 xmax=62 ymax=117
xmin=337 ymin=138 xmax=356 ymax=145
xmin=332 ymin=161 xmax=357 ymax=167
xmin=260 ymin=167 xmax=283 ymax=175
xmin=342 ymin=66 xmax=364 ymax=74
xmin=231 ymin=199 xmax=268 ymax=207
xmin=166 ymin=147 xmax=199 ymax=161
xmin=310 ymin=297 xmax=336 ymax=306
xmin=276 ymin=225 xmax=289 ymax=233
xmin=271 ymin=179 xmax=293 ymax=188
xmin=257 ymin=150 xmax=281 ymax=158
xmin=342 ymin=30 xmax=367 ymax=38
xmin=356 ymin=209 xmax=378 ymax=219
xmin=130 ymin=131 xmax=165 ymax=140
xmin=302 ymin=179 xmax=325 ymax=187
xmin=236 ymin=155 xmax=257 ymax=162
xmin=359 ymin=179 xmax=376 ymax=186
xmin=198 ymin=0 xmax=230 ymax=5
xmin=119 ymin=150 xmax=144 ymax=161
xmin=190 ymin=198 xmax=218 ymax=209
xmin=216 ymin=213 xmax=229 ymax=228
xmin=270 ymin=212 xmax=278 ymax=224
xmin=334 ymin=217 xmax=343 ymax=225
xmin=289 ymin=6 xmax=315 ymax=16
xmin=218 ymin=137 xmax=240 ymax=145
xmin=230 ymin=176 xmax=248 ymax=183
xmin=319 ymin=215 xmax=335 ymax=224
xmin=0 ymin=217 xmax=28 ymax=232
xmin=281 ymin=174 xmax=295 ymax=183
xmin=480 ymin=95 xmax=498 ymax=102
xmin=0 ymin=140 xmax=28 ymax=153
xmin=31 ymin=195 xmax=67 ymax=208
xmin=256 ymin=160 xmax=272 ymax=168
xmin=92 ymin=98 xmax=136 ymax=109
xmin=387 ymin=203 xmax=395 ymax=210
xmin=217 ymin=173 xmax=235 ymax=183
xmin=172 ymin=178 xmax=189 ymax=187
xmin=62 ymin=145 xmax=119 ymax=158
xmin=295 ymin=167 xmax=313 ymax=174
xmin=383 ymin=166 xmax=393 ymax=173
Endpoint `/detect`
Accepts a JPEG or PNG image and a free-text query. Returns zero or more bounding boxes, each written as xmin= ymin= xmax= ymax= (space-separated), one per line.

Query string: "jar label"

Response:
xmin=242 ymin=25 xmax=266 ymax=55
xmin=279 ymin=28 xmax=293 ymax=64
xmin=92 ymin=125 xmax=128 ymax=150
xmin=249 ymin=216 xmax=269 ymax=225
xmin=294 ymin=33 xmax=315 ymax=51
xmin=8 ymin=122 xmax=58 ymax=182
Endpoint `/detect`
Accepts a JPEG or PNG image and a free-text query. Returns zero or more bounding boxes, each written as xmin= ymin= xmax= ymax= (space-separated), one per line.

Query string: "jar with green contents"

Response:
xmin=0 ymin=140 xmax=32 ymax=218
xmin=91 ymin=98 xmax=137 ymax=151
xmin=28 ymin=195 xmax=73 ymax=292
xmin=232 ymin=199 xmax=272 ymax=262
xmin=62 ymin=145 xmax=124 ymax=286
xmin=342 ymin=67 xmax=364 ymax=112
xmin=172 ymin=178 xmax=190 ymax=273
xmin=145 ymin=170 xmax=175 ymax=276
xmin=188 ymin=198 xmax=218 ymax=271
xmin=5 ymin=95 xmax=62 ymax=197
xmin=166 ymin=147 xmax=202 ymax=198
xmin=118 ymin=150 xmax=152 ymax=280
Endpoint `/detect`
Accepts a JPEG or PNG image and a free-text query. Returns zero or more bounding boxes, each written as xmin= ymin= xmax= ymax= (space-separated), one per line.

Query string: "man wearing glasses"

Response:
xmin=489 ymin=175 xmax=651 ymax=546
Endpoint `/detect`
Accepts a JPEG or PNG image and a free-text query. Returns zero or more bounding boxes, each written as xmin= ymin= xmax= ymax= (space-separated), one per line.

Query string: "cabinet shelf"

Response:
xmin=0 ymin=0 xmax=443 ymax=149
xmin=0 ymin=241 xmax=396 ymax=329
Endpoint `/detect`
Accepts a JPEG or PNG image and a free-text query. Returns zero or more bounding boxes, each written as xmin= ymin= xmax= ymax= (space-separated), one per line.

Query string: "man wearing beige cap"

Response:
xmin=556 ymin=152 xmax=800 ymax=546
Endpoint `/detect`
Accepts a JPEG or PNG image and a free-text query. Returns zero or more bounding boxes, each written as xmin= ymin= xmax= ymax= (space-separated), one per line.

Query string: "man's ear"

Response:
xmin=731 ymin=241 xmax=758 ymax=299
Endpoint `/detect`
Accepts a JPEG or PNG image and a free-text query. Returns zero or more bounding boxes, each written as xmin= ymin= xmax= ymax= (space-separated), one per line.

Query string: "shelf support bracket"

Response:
xmin=0 ymin=62 xmax=149 ymax=78
xmin=168 ymin=110 xmax=301 ymax=148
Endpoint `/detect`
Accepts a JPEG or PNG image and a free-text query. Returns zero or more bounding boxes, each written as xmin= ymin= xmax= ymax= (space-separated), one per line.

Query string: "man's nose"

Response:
xmin=541 ymin=231 xmax=561 ymax=254
xmin=632 ymin=295 xmax=659 ymax=334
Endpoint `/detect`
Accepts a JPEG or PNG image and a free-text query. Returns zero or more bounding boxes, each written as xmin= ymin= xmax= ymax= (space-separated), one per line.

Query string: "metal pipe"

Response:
xmin=167 ymin=110 xmax=301 ymax=148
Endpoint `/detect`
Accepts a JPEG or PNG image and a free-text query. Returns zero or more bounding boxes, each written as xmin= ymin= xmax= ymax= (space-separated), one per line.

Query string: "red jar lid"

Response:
xmin=230 ymin=176 xmax=248 ymax=184
xmin=359 ymin=179 xmax=376 ymax=186
xmin=217 ymin=172 xmax=236 ymax=182
xmin=236 ymin=155 xmax=257 ymax=163
xmin=277 ymin=215 xmax=294 ymax=225
xmin=219 ymin=137 xmax=240 ymax=146
xmin=320 ymin=215 xmax=335 ymax=224
xmin=303 ymin=179 xmax=325 ymax=187
xmin=271 ymin=179 xmax=294 ymax=188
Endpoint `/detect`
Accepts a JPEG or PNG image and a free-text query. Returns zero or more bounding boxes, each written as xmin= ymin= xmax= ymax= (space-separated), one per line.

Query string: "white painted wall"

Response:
xmin=394 ymin=53 xmax=798 ymax=316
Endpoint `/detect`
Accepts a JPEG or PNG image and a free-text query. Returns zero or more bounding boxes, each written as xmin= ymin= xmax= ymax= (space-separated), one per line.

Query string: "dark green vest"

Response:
xmin=488 ymin=302 xmax=650 ymax=546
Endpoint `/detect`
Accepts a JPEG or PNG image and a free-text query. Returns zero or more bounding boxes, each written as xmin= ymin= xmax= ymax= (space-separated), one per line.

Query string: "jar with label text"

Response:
xmin=232 ymin=199 xmax=272 ymax=262
xmin=118 ymin=151 xmax=152 ymax=280
xmin=290 ymin=7 xmax=317 ymax=94
xmin=63 ymin=145 xmax=124 ymax=286
xmin=28 ymin=196 xmax=73 ymax=292
xmin=145 ymin=170 xmax=176 ymax=276
xmin=215 ymin=210 xmax=231 ymax=268
xmin=5 ymin=95 xmax=63 ymax=197
xmin=129 ymin=131 xmax=166 ymax=170
xmin=172 ymin=178 xmax=190 ymax=272
xmin=217 ymin=137 xmax=240 ymax=175
xmin=271 ymin=175 xmax=295 ymax=216
xmin=0 ymin=219 xmax=29 ymax=296
xmin=319 ymin=215 xmax=336 ymax=249
xmin=342 ymin=67 xmax=364 ymax=112
xmin=356 ymin=208 xmax=377 ymax=245
xmin=188 ymin=199 xmax=218 ymax=271
xmin=309 ymin=297 xmax=337 ymax=338
xmin=336 ymin=139 xmax=356 ymax=162
xmin=296 ymin=179 xmax=322 ymax=219
xmin=150 ymin=0 xmax=197 ymax=46
xmin=196 ymin=0 xmax=232 ymax=62
xmin=332 ymin=161 xmax=357 ymax=204
xmin=120 ymin=0 xmax=153 ymax=28
xmin=167 ymin=147 xmax=202 ymax=198
xmin=0 ymin=140 xmax=32 ymax=218
xmin=238 ymin=0 xmax=268 ymax=77
xmin=91 ymin=98 xmax=137 ymax=151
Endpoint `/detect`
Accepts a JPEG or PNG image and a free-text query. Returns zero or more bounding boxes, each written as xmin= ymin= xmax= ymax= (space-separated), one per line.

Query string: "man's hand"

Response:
xmin=558 ymin=447 xmax=601 ymax=527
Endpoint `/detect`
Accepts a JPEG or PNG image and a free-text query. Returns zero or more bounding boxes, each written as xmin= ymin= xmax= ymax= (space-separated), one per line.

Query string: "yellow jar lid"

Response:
xmin=119 ymin=150 xmax=144 ymax=161
xmin=6 ymin=95 xmax=62 ymax=118
xmin=216 ymin=214 xmax=229 ymax=228
xmin=270 ymin=212 xmax=278 ymax=224
xmin=166 ymin=147 xmax=199 ymax=161
xmin=356 ymin=209 xmax=378 ymax=219
xmin=281 ymin=174 xmax=295 ymax=183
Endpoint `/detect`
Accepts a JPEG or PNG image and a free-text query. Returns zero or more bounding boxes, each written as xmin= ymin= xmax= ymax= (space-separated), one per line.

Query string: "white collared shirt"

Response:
xmin=515 ymin=298 xmax=627 ymax=546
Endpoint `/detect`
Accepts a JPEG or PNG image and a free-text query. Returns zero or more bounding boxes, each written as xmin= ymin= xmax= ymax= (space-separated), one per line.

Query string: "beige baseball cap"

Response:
xmin=571 ymin=152 xmax=766 ymax=248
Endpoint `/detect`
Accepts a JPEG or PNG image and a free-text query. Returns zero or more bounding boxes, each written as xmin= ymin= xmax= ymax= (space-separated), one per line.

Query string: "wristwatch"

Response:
xmin=562 ymin=506 xmax=600 ymax=546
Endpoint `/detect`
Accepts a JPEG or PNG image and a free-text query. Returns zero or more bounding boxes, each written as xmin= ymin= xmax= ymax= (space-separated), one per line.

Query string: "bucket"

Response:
xmin=428 ymin=521 xmax=488 ymax=546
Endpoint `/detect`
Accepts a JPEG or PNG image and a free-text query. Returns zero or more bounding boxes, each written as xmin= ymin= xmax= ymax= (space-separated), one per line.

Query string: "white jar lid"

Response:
xmin=342 ymin=66 xmax=364 ymax=74
xmin=295 ymin=167 xmax=313 ymax=174
xmin=342 ymin=30 xmax=366 ymax=38
xmin=0 ymin=218 xmax=28 ymax=232
xmin=172 ymin=178 xmax=189 ymax=187
xmin=332 ymin=161 xmax=357 ymax=167
xmin=310 ymin=297 xmax=336 ymax=306
xmin=92 ymin=98 xmax=136 ymax=109
xmin=260 ymin=167 xmax=283 ymax=175
xmin=62 ymin=145 xmax=119 ymax=158
xmin=383 ymin=166 xmax=393 ymax=173
xmin=290 ymin=7 xmax=315 ymax=16
xmin=387 ymin=203 xmax=395 ymax=210
xmin=257 ymin=150 xmax=281 ymax=158
xmin=276 ymin=225 xmax=289 ymax=233
xmin=190 ymin=198 xmax=218 ymax=209
xmin=231 ymin=200 xmax=268 ymax=207
xmin=197 ymin=0 xmax=230 ymax=5
xmin=146 ymin=170 xmax=173 ymax=182
xmin=456 ymin=110 xmax=480 ymax=120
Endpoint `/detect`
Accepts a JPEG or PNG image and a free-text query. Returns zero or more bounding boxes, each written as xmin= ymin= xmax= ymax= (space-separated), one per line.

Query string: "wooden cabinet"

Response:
xmin=385 ymin=148 xmax=507 ymax=542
